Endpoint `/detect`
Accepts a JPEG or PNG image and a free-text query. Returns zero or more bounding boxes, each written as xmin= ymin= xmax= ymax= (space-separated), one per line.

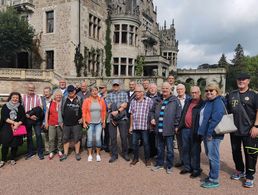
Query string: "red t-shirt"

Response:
xmin=48 ymin=101 xmax=59 ymax=126
xmin=185 ymin=99 xmax=199 ymax=128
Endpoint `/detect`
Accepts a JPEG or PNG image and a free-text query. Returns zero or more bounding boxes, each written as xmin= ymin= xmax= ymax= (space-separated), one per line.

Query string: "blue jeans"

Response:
xmin=182 ymin=128 xmax=201 ymax=172
xmin=204 ymin=137 xmax=221 ymax=183
xmin=156 ymin=133 xmax=174 ymax=169
xmin=132 ymin=130 xmax=150 ymax=161
xmin=26 ymin=120 xmax=43 ymax=157
xmin=87 ymin=123 xmax=102 ymax=148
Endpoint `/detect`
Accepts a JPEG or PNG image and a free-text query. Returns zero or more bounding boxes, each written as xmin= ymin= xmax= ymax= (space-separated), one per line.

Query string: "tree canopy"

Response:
xmin=0 ymin=8 xmax=34 ymax=66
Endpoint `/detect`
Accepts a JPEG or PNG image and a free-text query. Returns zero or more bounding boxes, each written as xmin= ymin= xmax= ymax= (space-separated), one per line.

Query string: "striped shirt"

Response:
xmin=129 ymin=97 xmax=153 ymax=130
xmin=22 ymin=94 xmax=42 ymax=112
xmin=158 ymin=99 xmax=169 ymax=133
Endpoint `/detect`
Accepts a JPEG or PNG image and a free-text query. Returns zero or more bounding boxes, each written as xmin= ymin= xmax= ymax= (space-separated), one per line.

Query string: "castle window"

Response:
xmin=113 ymin=58 xmax=119 ymax=76
xmin=120 ymin=58 xmax=126 ymax=75
xmin=128 ymin=58 xmax=133 ymax=76
xmin=46 ymin=50 xmax=54 ymax=69
xmin=46 ymin=11 xmax=54 ymax=33
xmin=121 ymin=24 xmax=127 ymax=44
xmin=114 ymin=25 xmax=120 ymax=44
xmin=89 ymin=14 xmax=101 ymax=40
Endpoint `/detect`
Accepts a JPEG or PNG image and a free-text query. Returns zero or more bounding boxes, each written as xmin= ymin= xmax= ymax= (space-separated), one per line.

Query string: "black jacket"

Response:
xmin=178 ymin=98 xmax=205 ymax=139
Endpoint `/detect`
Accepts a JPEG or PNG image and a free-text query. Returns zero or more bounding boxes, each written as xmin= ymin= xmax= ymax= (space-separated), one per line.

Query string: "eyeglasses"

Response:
xmin=205 ymin=89 xmax=214 ymax=93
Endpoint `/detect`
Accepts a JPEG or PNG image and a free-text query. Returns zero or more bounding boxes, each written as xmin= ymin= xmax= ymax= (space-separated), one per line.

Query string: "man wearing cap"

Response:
xmin=99 ymin=83 xmax=110 ymax=152
xmin=59 ymin=85 xmax=83 ymax=161
xmin=105 ymin=79 xmax=129 ymax=163
xmin=227 ymin=72 xmax=258 ymax=188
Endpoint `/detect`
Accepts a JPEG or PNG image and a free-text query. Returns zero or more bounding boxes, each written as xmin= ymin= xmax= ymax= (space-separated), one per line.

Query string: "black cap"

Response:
xmin=236 ymin=72 xmax=250 ymax=80
xmin=67 ymin=85 xmax=76 ymax=92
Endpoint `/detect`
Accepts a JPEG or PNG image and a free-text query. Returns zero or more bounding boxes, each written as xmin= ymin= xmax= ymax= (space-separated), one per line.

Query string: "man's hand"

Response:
xmin=102 ymin=122 xmax=106 ymax=129
xmin=128 ymin=126 xmax=133 ymax=134
xmin=151 ymin=119 xmax=156 ymax=126
xmin=111 ymin=111 xmax=119 ymax=117
xmin=30 ymin=115 xmax=37 ymax=121
xmin=250 ymin=126 xmax=258 ymax=138
xmin=78 ymin=118 xmax=83 ymax=124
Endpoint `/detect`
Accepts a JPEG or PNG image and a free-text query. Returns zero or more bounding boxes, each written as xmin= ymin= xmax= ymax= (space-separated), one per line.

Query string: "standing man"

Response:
xmin=105 ymin=79 xmax=129 ymax=163
xmin=175 ymin=84 xmax=191 ymax=167
xmin=99 ymin=83 xmax=109 ymax=152
xmin=129 ymin=84 xmax=153 ymax=166
xmin=23 ymin=83 xmax=44 ymax=160
xmin=127 ymin=80 xmax=136 ymax=153
xmin=41 ymin=86 xmax=52 ymax=155
xmin=58 ymin=79 xmax=68 ymax=96
xmin=150 ymin=82 xmax=182 ymax=174
xmin=142 ymin=79 xmax=150 ymax=94
xmin=59 ymin=85 xmax=83 ymax=161
xmin=178 ymin=86 xmax=204 ymax=177
xmin=77 ymin=81 xmax=90 ymax=100
xmin=146 ymin=83 xmax=161 ymax=158
xmin=167 ymin=74 xmax=177 ymax=96
xmin=227 ymin=72 xmax=258 ymax=188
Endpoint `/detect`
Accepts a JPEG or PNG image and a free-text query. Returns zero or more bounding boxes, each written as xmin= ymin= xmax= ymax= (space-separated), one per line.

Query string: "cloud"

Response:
xmin=153 ymin=0 xmax=258 ymax=67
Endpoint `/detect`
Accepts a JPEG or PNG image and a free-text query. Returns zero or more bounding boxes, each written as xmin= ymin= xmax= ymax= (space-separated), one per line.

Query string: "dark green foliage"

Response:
xmin=231 ymin=43 xmax=244 ymax=66
xmin=0 ymin=8 xmax=34 ymax=66
xmin=135 ymin=56 xmax=145 ymax=76
xmin=104 ymin=15 xmax=112 ymax=76
xmin=218 ymin=53 xmax=228 ymax=68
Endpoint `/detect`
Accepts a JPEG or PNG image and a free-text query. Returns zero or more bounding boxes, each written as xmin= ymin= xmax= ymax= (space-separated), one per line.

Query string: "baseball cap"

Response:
xmin=112 ymin=79 xmax=120 ymax=85
xmin=67 ymin=85 xmax=76 ymax=92
xmin=236 ymin=72 xmax=250 ymax=80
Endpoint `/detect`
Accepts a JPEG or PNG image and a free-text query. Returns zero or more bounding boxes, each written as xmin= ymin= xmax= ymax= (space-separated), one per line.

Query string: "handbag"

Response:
xmin=13 ymin=125 xmax=27 ymax=136
xmin=214 ymin=101 xmax=237 ymax=134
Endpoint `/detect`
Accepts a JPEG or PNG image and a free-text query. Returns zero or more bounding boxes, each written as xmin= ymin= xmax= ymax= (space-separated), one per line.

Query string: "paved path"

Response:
xmin=0 ymin=135 xmax=257 ymax=195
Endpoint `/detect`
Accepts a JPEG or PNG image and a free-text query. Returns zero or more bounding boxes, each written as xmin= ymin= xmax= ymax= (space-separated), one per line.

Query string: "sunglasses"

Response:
xmin=205 ymin=89 xmax=214 ymax=93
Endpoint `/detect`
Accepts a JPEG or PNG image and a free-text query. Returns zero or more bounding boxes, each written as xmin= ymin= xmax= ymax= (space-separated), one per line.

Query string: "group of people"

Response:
xmin=0 ymin=73 xmax=257 ymax=189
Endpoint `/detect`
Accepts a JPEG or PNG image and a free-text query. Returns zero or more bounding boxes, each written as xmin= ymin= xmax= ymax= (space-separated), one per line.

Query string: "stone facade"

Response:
xmin=0 ymin=0 xmax=179 ymax=77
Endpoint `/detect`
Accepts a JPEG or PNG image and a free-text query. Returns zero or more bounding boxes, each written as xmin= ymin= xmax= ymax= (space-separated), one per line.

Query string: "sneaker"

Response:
xmin=39 ymin=155 xmax=44 ymax=160
xmin=0 ymin=161 xmax=5 ymax=168
xmin=75 ymin=153 xmax=81 ymax=161
xmin=166 ymin=168 xmax=173 ymax=174
xmin=10 ymin=160 xmax=16 ymax=165
xmin=243 ymin=180 xmax=254 ymax=188
xmin=58 ymin=151 xmax=63 ymax=158
xmin=60 ymin=154 xmax=68 ymax=162
xmin=151 ymin=165 xmax=164 ymax=172
xmin=48 ymin=153 xmax=54 ymax=160
xmin=96 ymin=155 xmax=101 ymax=162
xmin=231 ymin=171 xmax=245 ymax=180
xmin=201 ymin=181 xmax=219 ymax=188
xmin=88 ymin=155 xmax=93 ymax=162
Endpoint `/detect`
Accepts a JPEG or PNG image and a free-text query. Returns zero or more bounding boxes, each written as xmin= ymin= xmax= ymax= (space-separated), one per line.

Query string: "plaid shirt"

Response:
xmin=105 ymin=90 xmax=128 ymax=108
xmin=129 ymin=97 xmax=153 ymax=130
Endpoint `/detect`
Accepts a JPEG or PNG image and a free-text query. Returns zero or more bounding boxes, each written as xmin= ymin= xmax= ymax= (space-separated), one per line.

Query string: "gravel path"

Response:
xmin=0 ymin=135 xmax=257 ymax=195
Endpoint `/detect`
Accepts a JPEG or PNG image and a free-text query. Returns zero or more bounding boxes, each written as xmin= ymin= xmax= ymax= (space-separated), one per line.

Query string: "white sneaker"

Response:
xmin=88 ymin=155 xmax=93 ymax=162
xmin=96 ymin=155 xmax=101 ymax=162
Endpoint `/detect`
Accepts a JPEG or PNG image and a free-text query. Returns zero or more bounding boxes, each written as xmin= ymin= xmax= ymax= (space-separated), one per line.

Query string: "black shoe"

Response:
xmin=109 ymin=156 xmax=118 ymax=163
xmin=180 ymin=169 xmax=191 ymax=174
xmin=122 ymin=154 xmax=130 ymax=161
xmin=190 ymin=169 xmax=203 ymax=178
xmin=25 ymin=154 xmax=35 ymax=160
xmin=175 ymin=162 xmax=183 ymax=167
xmin=39 ymin=155 xmax=44 ymax=160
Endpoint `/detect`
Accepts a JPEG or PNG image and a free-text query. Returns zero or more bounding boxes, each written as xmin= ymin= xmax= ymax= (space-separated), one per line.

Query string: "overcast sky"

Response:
xmin=153 ymin=0 xmax=258 ymax=68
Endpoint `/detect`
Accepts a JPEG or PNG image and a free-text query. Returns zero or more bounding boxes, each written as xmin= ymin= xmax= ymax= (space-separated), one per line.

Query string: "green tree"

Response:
xmin=218 ymin=53 xmax=228 ymax=67
xmin=0 ymin=8 xmax=34 ymax=66
xmin=231 ymin=43 xmax=244 ymax=66
xmin=242 ymin=55 xmax=258 ymax=90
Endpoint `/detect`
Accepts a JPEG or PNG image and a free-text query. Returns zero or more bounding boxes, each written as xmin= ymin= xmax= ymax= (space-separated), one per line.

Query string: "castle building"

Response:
xmin=0 ymin=0 xmax=179 ymax=78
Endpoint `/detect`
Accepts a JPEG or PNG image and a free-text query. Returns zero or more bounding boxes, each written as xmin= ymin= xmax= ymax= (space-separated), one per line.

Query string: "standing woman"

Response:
xmin=45 ymin=89 xmax=63 ymax=160
xmin=82 ymin=87 xmax=106 ymax=162
xmin=198 ymin=83 xmax=225 ymax=188
xmin=0 ymin=92 xmax=26 ymax=167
